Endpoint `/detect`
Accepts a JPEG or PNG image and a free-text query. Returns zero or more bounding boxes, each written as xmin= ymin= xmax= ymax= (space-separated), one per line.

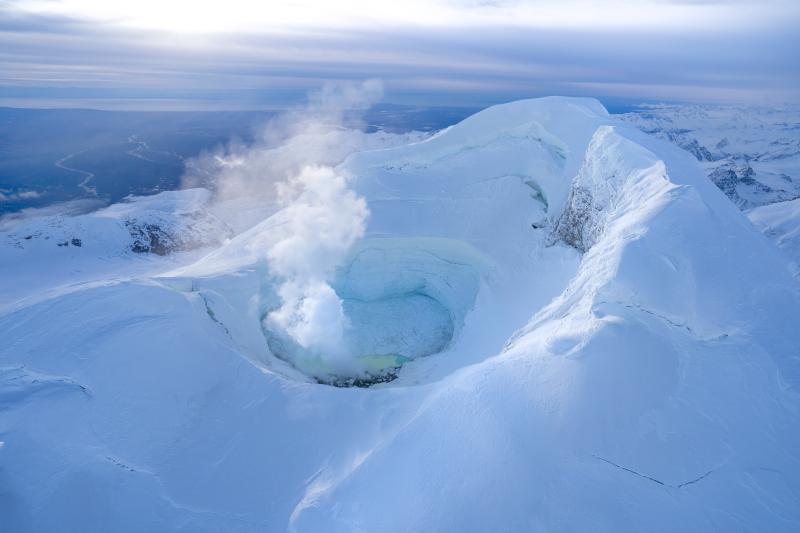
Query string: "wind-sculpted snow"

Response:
xmin=2 ymin=97 xmax=800 ymax=532
xmin=748 ymin=197 xmax=800 ymax=277
xmin=620 ymin=104 xmax=800 ymax=284
xmin=553 ymin=126 xmax=673 ymax=251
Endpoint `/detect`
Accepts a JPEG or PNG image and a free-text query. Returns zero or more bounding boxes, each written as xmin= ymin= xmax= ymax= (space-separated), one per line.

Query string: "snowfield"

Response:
xmin=2 ymin=97 xmax=800 ymax=531
xmin=748 ymin=197 xmax=800 ymax=278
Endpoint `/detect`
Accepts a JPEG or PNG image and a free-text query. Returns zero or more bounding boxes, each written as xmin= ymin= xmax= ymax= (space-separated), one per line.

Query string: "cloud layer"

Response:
xmin=0 ymin=1 xmax=798 ymax=108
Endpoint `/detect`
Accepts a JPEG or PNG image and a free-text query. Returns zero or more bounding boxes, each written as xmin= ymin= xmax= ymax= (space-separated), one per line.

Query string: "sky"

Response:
xmin=0 ymin=0 xmax=798 ymax=110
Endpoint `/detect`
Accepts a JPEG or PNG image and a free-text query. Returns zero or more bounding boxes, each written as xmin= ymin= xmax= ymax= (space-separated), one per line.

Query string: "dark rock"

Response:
xmin=317 ymin=370 xmax=400 ymax=388
xmin=126 ymin=221 xmax=175 ymax=255
xmin=680 ymin=138 xmax=717 ymax=162
xmin=708 ymin=163 xmax=775 ymax=208
xmin=551 ymin=186 xmax=603 ymax=252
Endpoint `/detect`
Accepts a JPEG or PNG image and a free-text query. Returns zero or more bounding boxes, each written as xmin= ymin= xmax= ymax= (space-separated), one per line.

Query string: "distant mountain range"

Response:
xmin=620 ymin=103 xmax=800 ymax=209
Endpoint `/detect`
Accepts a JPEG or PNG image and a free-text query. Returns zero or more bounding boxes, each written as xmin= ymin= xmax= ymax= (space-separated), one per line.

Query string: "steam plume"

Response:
xmin=182 ymin=80 xmax=387 ymax=371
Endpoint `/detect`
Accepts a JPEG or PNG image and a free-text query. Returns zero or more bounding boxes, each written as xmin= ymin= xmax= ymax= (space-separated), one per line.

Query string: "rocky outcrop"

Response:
xmin=552 ymin=185 xmax=604 ymax=252
xmin=125 ymin=211 xmax=227 ymax=255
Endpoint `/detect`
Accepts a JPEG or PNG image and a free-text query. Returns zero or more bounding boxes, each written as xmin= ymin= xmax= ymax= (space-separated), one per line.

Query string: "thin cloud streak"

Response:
xmin=0 ymin=2 xmax=798 ymax=109
xmin=9 ymin=0 xmax=797 ymax=32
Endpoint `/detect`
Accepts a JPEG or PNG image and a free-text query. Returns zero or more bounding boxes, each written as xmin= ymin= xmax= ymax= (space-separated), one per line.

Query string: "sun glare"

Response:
xmin=17 ymin=0 xmax=764 ymax=33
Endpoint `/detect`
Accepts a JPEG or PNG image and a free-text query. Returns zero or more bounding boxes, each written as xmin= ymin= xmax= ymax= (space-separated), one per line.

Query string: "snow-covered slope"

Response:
xmin=0 ymin=189 xmax=230 ymax=308
xmin=2 ymin=97 xmax=800 ymax=532
xmin=621 ymin=103 xmax=800 ymax=280
xmin=748 ymin=197 xmax=800 ymax=277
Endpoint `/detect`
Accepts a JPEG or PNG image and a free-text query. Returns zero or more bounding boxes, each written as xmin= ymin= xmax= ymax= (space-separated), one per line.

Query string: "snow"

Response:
xmin=2 ymin=97 xmax=800 ymax=531
xmin=0 ymin=188 xmax=228 ymax=309
xmin=620 ymin=103 xmax=800 ymax=209
xmin=621 ymin=101 xmax=800 ymax=278
xmin=748 ymin=197 xmax=800 ymax=277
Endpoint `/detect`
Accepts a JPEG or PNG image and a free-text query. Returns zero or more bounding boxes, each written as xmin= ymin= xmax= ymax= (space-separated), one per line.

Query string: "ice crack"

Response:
xmin=592 ymin=454 xmax=716 ymax=489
